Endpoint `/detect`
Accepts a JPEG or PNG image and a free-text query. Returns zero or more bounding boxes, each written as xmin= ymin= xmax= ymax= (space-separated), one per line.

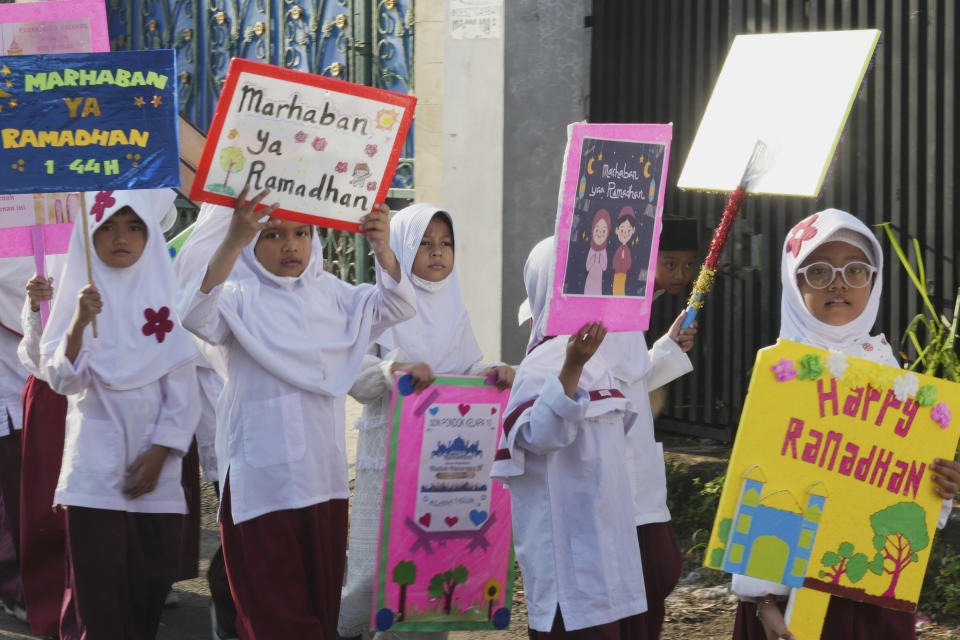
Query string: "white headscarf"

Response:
xmin=40 ymin=189 xmax=197 ymax=390
xmin=211 ymin=221 xmax=397 ymax=396
xmin=376 ymin=203 xmax=483 ymax=374
xmin=780 ymin=208 xmax=896 ymax=364
xmin=172 ymin=203 xmax=237 ymax=377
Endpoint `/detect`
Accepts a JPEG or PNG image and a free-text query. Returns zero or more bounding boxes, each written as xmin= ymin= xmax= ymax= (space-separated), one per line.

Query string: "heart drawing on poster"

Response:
xmin=419 ymin=513 xmax=431 ymax=528
xmin=490 ymin=407 xmax=497 ymax=415
xmin=469 ymin=509 xmax=488 ymax=526
xmin=428 ymin=406 xmax=439 ymax=415
xmin=445 ymin=516 xmax=458 ymax=527
xmin=457 ymin=403 xmax=471 ymax=416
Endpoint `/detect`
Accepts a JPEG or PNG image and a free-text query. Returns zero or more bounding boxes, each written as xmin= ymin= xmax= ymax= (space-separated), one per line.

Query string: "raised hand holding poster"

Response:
xmin=190 ymin=58 xmax=416 ymax=232
xmin=545 ymin=122 xmax=672 ymax=336
xmin=0 ymin=49 xmax=180 ymax=194
xmin=372 ymin=375 xmax=513 ymax=632
xmin=703 ymin=340 xmax=960 ymax=638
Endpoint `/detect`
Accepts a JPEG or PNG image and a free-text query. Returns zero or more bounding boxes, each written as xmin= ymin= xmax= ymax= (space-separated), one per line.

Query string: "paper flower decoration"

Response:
xmin=917 ymin=385 xmax=938 ymax=407
xmin=843 ymin=363 xmax=869 ymax=390
xmin=931 ymin=402 xmax=952 ymax=430
xmin=771 ymin=358 xmax=797 ymax=382
xmin=335 ymin=162 xmax=348 ymax=173
xmin=826 ymin=350 xmax=849 ymax=379
xmin=892 ymin=372 xmax=920 ymax=402
xmin=312 ymin=137 xmax=327 ymax=151
xmin=141 ymin=306 xmax=174 ymax=343
xmin=796 ymin=354 xmax=826 ymax=381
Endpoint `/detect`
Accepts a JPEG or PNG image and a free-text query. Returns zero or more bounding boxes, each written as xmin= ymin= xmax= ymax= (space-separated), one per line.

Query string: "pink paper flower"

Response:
xmin=931 ymin=402 xmax=952 ymax=430
xmin=142 ymin=306 xmax=174 ymax=343
xmin=335 ymin=162 xmax=348 ymax=173
xmin=366 ymin=181 xmax=377 ymax=191
xmin=771 ymin=358 xmax=797 ymax=382
xmin=90 ymin=190 xmax=116 ymax=222
xmin=312 ymin=137 xmax=327 ymax=151
xmin=294 ymin=131 xmax=307 ymax=143
xmin=365 ymin=144 xmax=378 ymax=157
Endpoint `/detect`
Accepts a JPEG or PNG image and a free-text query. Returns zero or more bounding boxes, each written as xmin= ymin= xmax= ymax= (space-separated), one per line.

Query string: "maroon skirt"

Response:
xmin=219 ymin=477 xmax=348 ymax=640
xmin=175 ymin=438 xmax=201 ymax=582
xmin=19 ymin=375 xmax=68 ymax=636
xmin=635 ymin=521 xmax=683 ymax=640
xmin=734 ymin=597 xmax=916 ymax=640
xmin=0 ymin=425 xmax=22 ymax=606
xmin=528 ymin=608 xmax=646 ymax=640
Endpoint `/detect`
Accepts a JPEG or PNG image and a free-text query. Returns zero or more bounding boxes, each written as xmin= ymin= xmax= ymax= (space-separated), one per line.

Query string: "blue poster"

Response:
xmin=0 ymin=49 xmax=179 ymax=194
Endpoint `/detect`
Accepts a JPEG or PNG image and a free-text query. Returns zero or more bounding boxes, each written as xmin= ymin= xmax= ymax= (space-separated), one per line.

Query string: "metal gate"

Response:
xmin=106 ymin=0 xmax=415 ymax=282
xmin=591 ymin=1 xmax=959 ymax=440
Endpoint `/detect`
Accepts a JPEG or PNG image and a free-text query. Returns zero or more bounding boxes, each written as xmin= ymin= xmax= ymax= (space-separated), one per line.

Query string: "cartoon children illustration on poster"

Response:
xmin=561 ymin=137 xmax=664 ymax=298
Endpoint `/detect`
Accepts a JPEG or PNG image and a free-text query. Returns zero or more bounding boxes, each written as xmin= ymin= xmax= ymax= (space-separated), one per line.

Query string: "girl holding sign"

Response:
xmin=337 ymin=203 xmax=513 ymax=640
xmin=38 ymin=189 xmax=200 ymax=640
xmin=492 ymin=237 xmax=647 ymax=639
xmin=180 ymin=188 xmax=416 ymax=639
xmin=732 ymin=209 xmax=960 ymax=640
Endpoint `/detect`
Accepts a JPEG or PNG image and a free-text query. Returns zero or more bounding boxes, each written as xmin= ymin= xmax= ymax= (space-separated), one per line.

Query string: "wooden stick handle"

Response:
xmin=77 ymin=195 xmax=98 ymax=338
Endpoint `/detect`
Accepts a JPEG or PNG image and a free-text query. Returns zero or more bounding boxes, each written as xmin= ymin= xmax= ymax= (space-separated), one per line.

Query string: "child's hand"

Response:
xmin=124 ymin=444 xmax=171 ymax=498
xmin=392 ymin=362 xmax=435 ymax=392
xmin=74 ymin=284 xmax=102 ymax=328
xmin=756 ymin=599 xmax=795 ymax=640
xmin=26 ymin=276 xmax=54 ymax=312
xmin=560 ymin=322 xmax=607 ymax=398
xmin=482 ymin=365 xmax=516 ymax=391
xmin=226 ymin=186 xmax=281 ymax=250
xmin=360 ymin=204 xmax=401 ymax=282
xmin=668 ymin=310 xmax=697 ymax=353
xmin=931 ymin=458 xmax=960 ymax=501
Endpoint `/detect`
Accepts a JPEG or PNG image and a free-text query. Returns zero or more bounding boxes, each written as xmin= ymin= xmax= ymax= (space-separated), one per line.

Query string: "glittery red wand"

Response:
xmin=681 ymin=141 xmax=767 ymax=328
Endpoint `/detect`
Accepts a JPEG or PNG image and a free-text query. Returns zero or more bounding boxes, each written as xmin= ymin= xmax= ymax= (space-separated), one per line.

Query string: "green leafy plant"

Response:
xmin=878 ymin=223 xmax=960 ymax=381
xmin=919 ymin=541 xmax=960 ymax=619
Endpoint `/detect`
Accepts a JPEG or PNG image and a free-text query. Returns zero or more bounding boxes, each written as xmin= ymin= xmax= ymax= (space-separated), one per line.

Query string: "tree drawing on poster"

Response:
xmin=372 ymin=376 xmax=513 ymax=632
xmin=703 ymin=340 xmax=960 ymax=638
xmin=190 ymin=58 xmax=416 ymax=232
xmin=562 ymin=138 xmax=663 ymax=299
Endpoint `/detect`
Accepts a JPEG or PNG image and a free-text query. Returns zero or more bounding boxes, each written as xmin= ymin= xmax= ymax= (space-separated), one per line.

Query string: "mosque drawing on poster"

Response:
xmin=708 ymin=465 xmax=930 ymax=611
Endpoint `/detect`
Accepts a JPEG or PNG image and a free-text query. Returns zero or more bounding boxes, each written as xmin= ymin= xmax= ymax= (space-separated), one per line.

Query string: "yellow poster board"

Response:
xmin=705 ymin=340 xmax=960 ymax=637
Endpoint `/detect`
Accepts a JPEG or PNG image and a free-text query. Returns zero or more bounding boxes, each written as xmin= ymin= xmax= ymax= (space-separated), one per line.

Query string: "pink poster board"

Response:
xmin=372 ymin=375 xmax=513 ymax=632
xmin=545 ymin=123 xmax=673 ymax=336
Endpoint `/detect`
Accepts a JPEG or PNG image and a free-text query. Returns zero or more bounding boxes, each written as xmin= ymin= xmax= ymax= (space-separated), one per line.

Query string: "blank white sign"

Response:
xmin=677 ymin=29 xmax=880 ymax=197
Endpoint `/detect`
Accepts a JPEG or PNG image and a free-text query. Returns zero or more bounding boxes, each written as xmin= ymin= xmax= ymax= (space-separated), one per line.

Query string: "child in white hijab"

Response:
xmin=38 ymin=189 xmax=199 ymax=639
xmin=492 ymin=237 xmax=647 ymax=638
xmin=180 ymin=187 xmax=416 ymax=639
xmin=336 ymin=203 xmax=513 ymax=640
xmin=732 ymin=208 xmax=960 ymax=640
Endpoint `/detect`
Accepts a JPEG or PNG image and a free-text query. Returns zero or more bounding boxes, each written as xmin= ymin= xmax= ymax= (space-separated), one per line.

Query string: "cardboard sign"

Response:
xmin=704 ymin=340 xmax=960 ymax=638
xmin=372 ymin=375 xmax=513 ymax=632
xmin=0 ymin=49 xmax=180 ymax=194
xmin=190 ymin=58 xmax=416 ymax=232
xmin=546 ymin=122 xmax=672 ymax=336
xmin=677 ymin=29 xmax=880 ymax=196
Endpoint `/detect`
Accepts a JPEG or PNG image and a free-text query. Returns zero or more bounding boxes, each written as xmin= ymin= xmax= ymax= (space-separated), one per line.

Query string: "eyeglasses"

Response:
xmin=796 ymin=261 xmax=877 ymax=289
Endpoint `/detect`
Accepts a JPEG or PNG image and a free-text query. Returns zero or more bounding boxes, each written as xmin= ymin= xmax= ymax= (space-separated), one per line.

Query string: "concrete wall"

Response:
xmin=500 ymin=1 xmax=590 ymax=362
xmin=415 ymin=1 xmax=588 ymax=363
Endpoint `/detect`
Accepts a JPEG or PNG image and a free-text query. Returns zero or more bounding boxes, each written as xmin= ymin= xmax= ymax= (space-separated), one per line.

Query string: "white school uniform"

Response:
xmin=733 ymin=208 xmax=952 ymax=600
xmin=0 ymin=329 xmax=26 ymax=435
xmin=39 ymin=189 xmax=200 ymax=514
xmin=180 ymin=225 xmax=416 ymax=524
xmin=492 ymin=237 xmax=647 ymax=632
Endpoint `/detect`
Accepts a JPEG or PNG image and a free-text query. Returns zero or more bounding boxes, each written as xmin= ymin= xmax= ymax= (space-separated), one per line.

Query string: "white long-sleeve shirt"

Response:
xmin=0 ymin=322 xmax=27 ymax=436
xmin=622 ymin=333 xmax=694 ymax=526
xmin=181 ymin=267 xmax=416 ymax=524
xmin=41 ymin=339 xmax=199 ymax=514
xmin=495 ymin=372 xmax=647 ymax=632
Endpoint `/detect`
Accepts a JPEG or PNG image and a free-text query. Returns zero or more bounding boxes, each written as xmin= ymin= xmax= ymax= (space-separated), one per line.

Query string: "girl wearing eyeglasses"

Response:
xmin=731 ymin=208 xmax=960 ymax=640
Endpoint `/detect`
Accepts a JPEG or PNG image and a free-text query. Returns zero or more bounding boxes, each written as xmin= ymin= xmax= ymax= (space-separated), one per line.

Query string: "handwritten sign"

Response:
xmin=545 ymin=122 xmax=672 ymax=336
xmin=677 ymin=30 xmax=880 ymax=196
xmin=372 ymin=375 xmax=513 ymax=632
xmin=0 ymin=49 xmax=180 ymax=194
xmin=704 ymin=340 xmax=960 ymax=638
xmin=190 ymin=58 xmax=416 ymax=232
